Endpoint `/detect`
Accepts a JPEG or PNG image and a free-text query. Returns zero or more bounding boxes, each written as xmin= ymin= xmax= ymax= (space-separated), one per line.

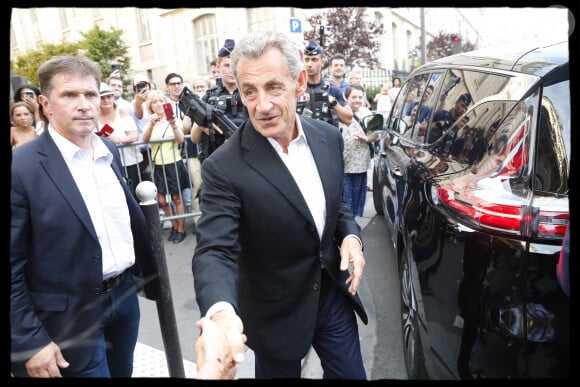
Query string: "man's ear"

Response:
xmin=38 ymin=94 xmax=51 ymax=117
xmin=295 ymin=69 xmax=307 ymax=97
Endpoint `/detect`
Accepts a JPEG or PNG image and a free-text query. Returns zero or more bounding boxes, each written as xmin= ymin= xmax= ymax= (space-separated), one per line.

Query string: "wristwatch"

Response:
xmin=329 ymin=99 xmax=338 ymax=107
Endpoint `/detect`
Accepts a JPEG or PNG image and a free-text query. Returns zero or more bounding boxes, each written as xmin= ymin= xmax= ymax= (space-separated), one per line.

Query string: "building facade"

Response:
xmin=10 ymin=8 xmax=474 ymax=88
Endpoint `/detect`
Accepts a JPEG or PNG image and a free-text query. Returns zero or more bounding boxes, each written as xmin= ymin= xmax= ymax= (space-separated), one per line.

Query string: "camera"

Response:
xmin=208 ymin=94 xmax=234 ymax=111
xmin=136 ymin=81 xmax=149 ymax=93
xmin=24 ymin=91 xmax=35 ymax=98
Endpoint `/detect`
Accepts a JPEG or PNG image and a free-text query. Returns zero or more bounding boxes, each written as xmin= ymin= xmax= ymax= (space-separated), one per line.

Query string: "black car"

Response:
xmin=372 ymin=41 xmax=570 ymax=379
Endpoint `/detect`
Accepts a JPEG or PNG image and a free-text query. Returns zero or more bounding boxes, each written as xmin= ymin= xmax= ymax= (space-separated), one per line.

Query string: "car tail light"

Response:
xmin=435 ymin=178 xmax=568 ymax=238
xmin=434 ymin=117 xmax=568 ymax=238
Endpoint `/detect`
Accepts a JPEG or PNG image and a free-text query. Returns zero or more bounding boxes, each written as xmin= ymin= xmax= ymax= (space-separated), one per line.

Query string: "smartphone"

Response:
xmin=96 ymin=123 xmax=114 ymax=137
xmin=163 ymin=103 xmax=175 ymax=120
xmin=24 ymin=91 xmax=35 ymax=98
xmin=111 ymin=64 xmax=120 ymax=72
xmin=136 ymin=81 xmax=149 ymax=93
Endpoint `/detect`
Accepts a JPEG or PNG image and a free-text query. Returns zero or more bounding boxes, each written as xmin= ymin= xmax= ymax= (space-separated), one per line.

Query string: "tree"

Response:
xmin=80 ymin=25 xmax=131 ymax=85
xmin=408 ymin=31 xmax=476 ymax=69
xmin=10 ymin=25 xmax=131 ymax=91
xmin=304 ymin=7 xmax=384 ymax=70
xmin=11 ymin=41 xmax=82 ymax=87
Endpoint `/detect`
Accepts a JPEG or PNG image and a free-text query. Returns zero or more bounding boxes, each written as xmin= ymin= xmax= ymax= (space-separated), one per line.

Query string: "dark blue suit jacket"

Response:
xmin=193 ymin=116 xmax=368 ymax=361
xmin=10 ymin=130 xmax=158 ymax=373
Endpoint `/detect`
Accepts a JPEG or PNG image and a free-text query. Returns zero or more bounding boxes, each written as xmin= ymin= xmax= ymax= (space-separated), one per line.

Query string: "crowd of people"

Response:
xmin=10 ymin=31 xmax=393 ymax=379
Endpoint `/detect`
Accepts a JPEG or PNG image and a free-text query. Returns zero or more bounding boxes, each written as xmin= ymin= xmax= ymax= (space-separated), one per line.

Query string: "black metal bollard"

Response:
xmin=136 ymin=181 xmax=186 ymax=378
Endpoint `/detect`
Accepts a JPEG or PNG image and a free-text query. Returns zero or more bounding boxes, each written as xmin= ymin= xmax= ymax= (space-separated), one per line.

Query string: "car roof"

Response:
xmin=419 ymin=41 xmax=569 ymax=78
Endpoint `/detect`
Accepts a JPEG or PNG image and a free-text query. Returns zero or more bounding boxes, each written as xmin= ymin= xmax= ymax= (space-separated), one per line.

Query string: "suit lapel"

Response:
xmin=240 ymin=121 xmax=315 ymax=226
xmin=37 ymin=133 xmax=98 ymax=239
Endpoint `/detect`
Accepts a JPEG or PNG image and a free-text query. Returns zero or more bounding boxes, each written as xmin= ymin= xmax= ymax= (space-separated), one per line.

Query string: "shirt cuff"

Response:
xmin=344 ymin=234 xmax=363 ymax=250
xmin=205 ymin=301 xmax=235 ymax=319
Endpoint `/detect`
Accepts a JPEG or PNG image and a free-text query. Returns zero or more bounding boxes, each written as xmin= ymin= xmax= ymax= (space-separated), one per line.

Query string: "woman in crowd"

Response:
xmin=340 ymin=85 xmax=380 ymax=216
xmin=13 ymin=83 xmax=47 ymax=135
xmin=142 ymin=90 xmax=188 ymax=243
xmin=347 ymin=69 xmax=371 ymax=109
xmin=10 ymin=101 xmax=38 ymax=149
xmin=97 ymin=82 xmax=143 ymax=199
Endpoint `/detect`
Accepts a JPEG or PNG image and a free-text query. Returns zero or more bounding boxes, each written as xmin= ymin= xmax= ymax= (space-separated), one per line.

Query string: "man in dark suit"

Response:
xmin=10 ymin=55 xmax=159 ymax=377
xmin=192 ymin=31 xmax=368 ymax=379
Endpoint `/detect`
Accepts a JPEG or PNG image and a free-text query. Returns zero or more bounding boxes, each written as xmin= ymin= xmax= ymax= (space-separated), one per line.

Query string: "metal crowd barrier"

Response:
xmin=117 ymin=135 xmax=201 ymax=225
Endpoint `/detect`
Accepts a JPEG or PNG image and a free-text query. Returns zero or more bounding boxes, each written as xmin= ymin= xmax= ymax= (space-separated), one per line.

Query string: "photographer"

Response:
xmin=188 ymin=39 xmax=248 ymax=164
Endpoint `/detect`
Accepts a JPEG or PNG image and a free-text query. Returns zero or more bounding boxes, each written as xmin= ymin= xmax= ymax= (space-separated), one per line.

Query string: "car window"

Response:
xmin=388 ymin=71 xmax=444 ymax=144
xmin=534 ymin=79 xmax=570 ymax=194
xmin=425 ymin=70 xmax=512 ymax=146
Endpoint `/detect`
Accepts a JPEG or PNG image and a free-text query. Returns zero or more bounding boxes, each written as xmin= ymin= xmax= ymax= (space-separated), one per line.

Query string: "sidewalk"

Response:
xmin=133 ymin=170 xmax=377 ymax=378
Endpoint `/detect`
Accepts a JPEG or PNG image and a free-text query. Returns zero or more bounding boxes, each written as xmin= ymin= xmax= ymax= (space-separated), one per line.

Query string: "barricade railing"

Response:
xmin=117 ymin=135 xmax=200 ymax=225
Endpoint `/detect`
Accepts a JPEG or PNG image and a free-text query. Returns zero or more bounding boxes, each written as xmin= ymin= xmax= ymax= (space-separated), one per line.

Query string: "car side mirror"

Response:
xmin=361 ymin=113 xmax=384 ymax=134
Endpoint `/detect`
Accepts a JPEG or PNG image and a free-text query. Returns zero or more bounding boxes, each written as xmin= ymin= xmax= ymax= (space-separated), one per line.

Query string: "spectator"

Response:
xmin=209 ymin=57 xmax=219 ymax=87
xmin=97 ymin=82 xmax=143 ymax=199
xmin=389 ymin=76 xmax=402 ymax=102
xmin=299 ymin=39 xmax=353 ymax=127
xmin=164 ymin=72 xmax=185 ymax=121
xmin=130 ymin=74 xmax=153 ymax=182
xmin=13 ymin=83 xmax=46 ymax=134
xmin=347 ymin=69 xmax=371 ymax=109
xmin=341 ymin=85 xmax=380 ymax=215
xmin=329 ymin=53 xmax=350 ymax=94
xmin=106 ymin=73 xmax=132 ymax=112
xmin=373 ymin=84 xmax=392 ymax=118
xmin=192 ymin=77 xmax=210 ymax=97
xmin=142 ymin=90 xmax=188 ymax=244
xmin=10 ymin=54 xmax=158 ymax=378
xmin=192 ymin=30 xmax=368 ymax=380
xmin=10 ymin=101 xmax=38 ymax=148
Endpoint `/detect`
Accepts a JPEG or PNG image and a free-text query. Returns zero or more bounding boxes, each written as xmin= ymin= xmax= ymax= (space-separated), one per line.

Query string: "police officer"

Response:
xmin=297 ymin=39 xmax=353 ymax=127
xmin=188 ymin=38 xmax=248 ymax=164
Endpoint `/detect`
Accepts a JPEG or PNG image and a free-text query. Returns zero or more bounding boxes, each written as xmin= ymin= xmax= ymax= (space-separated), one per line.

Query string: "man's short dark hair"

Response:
xmin=330 ymin=53 xmax=347 ymax=65
xmin=165 ymin=73 xmax=183 ymax=85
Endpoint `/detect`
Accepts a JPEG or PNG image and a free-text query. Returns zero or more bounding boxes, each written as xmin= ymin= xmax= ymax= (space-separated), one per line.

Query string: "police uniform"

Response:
xmin=296 ymin=39 xmax=346 ymax=127
xmin=198 ymin=39 xmax=248 ymax=164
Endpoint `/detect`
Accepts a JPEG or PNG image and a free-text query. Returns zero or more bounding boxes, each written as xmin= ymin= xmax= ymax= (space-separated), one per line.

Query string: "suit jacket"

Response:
xmin=193 ymin=116 xmax=368 ymax=361
xmin=10 ymin=130 xmax=158 ymax=373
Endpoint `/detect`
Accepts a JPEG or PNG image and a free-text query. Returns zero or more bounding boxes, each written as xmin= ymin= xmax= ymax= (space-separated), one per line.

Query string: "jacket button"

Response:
xmin=312 ymin=283 xmax=319 ymax=291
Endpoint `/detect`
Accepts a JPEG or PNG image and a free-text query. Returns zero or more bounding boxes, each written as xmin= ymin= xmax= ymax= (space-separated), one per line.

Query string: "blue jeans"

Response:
xmin=62 ymin=273 xmax=140 ymax=378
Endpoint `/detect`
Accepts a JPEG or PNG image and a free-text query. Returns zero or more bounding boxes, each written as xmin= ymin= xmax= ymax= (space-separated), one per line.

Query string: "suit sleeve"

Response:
xmin=192 ymin=156 xmax=240 ymax=316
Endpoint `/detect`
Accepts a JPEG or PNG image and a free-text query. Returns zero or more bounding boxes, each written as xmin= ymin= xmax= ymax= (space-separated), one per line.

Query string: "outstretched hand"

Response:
xmin=195 ymin=310 xmax=246 ymax=379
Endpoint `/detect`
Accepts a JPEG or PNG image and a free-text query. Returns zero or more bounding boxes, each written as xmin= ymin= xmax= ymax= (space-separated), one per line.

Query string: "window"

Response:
xmin=193 ymin=14 xmax=218 ymax=76
xmin=136 ymin=8 xmax=151 ymax=42
xmin=59 ymin=9 xmax=69 ymax=30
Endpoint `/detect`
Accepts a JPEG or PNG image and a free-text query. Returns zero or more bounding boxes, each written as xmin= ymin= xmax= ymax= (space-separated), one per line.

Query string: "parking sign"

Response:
xmin=290 ymin=18 xmax=302 ymax=33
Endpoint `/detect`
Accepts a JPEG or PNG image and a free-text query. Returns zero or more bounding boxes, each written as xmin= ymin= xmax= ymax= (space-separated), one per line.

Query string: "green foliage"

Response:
xmin=366 ymin=85 xmax=381 ymax=111
xmin=80 ymin=25 xmax=131 ymax=84
xmin=11 ymin=41 xmax=82 ymax=86
xmin=304 ymin=7 xmax=384 ymax=71
xmin=11 ymin=25 xmax=131 ymax=91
